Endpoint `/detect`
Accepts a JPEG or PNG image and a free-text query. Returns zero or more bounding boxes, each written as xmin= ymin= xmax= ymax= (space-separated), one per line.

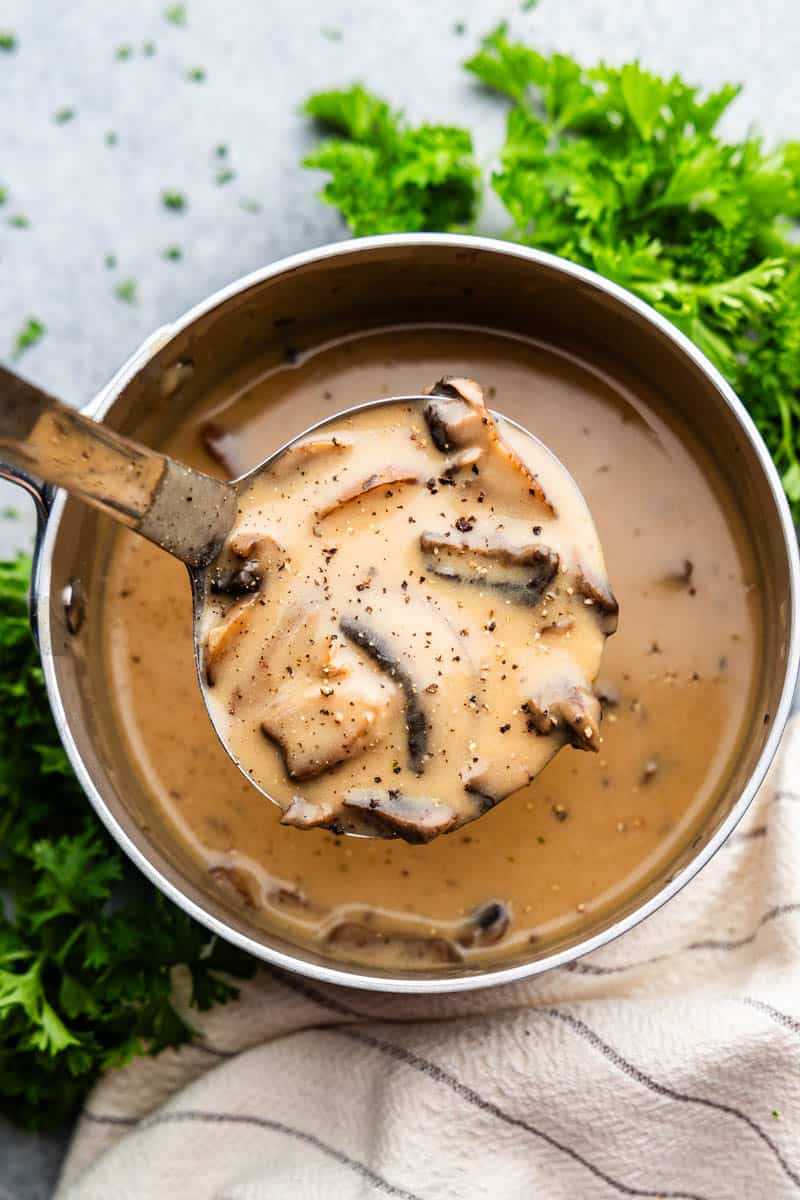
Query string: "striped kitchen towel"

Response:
xmin=58 ymin=715 xmax=800 ymax=1200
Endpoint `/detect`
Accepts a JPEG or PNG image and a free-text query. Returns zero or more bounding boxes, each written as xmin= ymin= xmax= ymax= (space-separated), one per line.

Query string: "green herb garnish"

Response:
xmin=1 ymin=507 xmax=19 ymax=520
xmin=105 ymin=131 xmax=118 ymax=146
xmin=0 ymin=32 xmax=17 ymax=51
xmin=11 ymin=319 xmax=44 ymax=359
xmin=240 ymin=197 xmax=261 ymax=213
xmin=115 ymin=44 xmax=133 ymax=60
xmin=0 ymin=558 xmax=254 ymax=1129
xmin=104 ymin=253 xmax=117 ymax=269
xmin=0 ymin=187 xmax=6 ymax=205
xmin=303 ymin=84 xmax=479 ymax=235
xmin=143 ymin=40 xmax=156 ymax=56
xmin=215 ymin=167 xmax=235 ymax=186
xmin=8 ymin=214 xmax=29 ymax=229
xmin=53 ymin=107 xmax=76 ymax=124
xmin=162 ymin=244 xmax=182 ymax=260
xmin=161 ymin=189 xmax=187 ymax=211
xmin=215 ymin=143 xmax=228 ymax=159
xmin=303 ymin=28 xmax=800 ymax=514
xmin=165 ymin=4 xmax=187 ymax=25
xmin=321 ymin=26 xmax=343 ymax=41
xmin=114 ymin=279 xmax=137 ymax=304
xmin=186 ymin=66 xmax=206 ymax=82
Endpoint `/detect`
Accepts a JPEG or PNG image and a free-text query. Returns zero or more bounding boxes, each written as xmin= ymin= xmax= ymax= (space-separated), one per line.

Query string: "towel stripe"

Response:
xmin=85 ymin=1109 xmax=420 ymax=1199
xmin=541 ymin=1008 xmax=800 ymax=1189
xmin=333 ymin=1027 xmax=707 ymax=1200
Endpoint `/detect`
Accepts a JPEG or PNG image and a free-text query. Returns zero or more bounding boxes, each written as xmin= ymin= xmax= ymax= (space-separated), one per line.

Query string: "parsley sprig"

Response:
xmin=303 ymin=85 xmax=480 ymax=235
xmin=0 ymin=557 xmax=254 ymax=1128
xmin=303 ymin=25 xmax=800 ymax=513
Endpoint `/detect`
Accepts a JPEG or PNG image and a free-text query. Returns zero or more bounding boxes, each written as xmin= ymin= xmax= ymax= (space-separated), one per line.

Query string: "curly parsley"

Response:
xmin=303 ymin=84 xmax=480 ymax=235
xmin=304 ymin=26 xmax=800 ymax=513
xmin=0 ymin=557 xmax=254 ymax=1128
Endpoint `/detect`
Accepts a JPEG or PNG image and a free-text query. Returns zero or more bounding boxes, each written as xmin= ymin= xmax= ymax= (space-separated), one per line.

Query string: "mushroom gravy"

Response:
xmin=101 ymin=326 xmax=760 ymax=968
xmin=201 ymin=377 xmax=616 ymax=841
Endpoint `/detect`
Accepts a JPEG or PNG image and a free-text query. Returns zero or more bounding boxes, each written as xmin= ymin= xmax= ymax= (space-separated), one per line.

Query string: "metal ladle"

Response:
xmin=0 ymin=365 xmax=588 ymax=841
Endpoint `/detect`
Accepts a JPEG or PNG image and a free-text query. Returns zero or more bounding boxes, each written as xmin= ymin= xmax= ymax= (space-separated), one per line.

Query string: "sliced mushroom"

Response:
xmin=269 ymin=437 xmax=352 ymax=479
xmin=420 ymin=530 xmax=559 ymax=605
xmin=262 ymin=674 xmax=395 ymax=781
xmin=575 ymin=568 xmax=619 ymax=634
xmin=316 ymin=470 xmax=420 ymax=520
xmin=342 ymin=788 xmax=457 ymax=843
xmin=424 ymin=377 xmax=554 ymax=514
xmin=201 ymin=421 xmax=250 ymax=479
xmin=522 ymin=685 xmax=602 ymax=751
xmin=455 ymin=900 xmax=511 ymax=948
xmin=424 ymin=386 xmax=488 ymax=451
xmin=205 ymin=595 xmax=260 ymax=684
xmin=339 ymin=616 xmax=429 ymax=771
xmin=280 ymin=795 xmax=338 ymax=829
xmin=326 ymin=921 xmax=462 ymax=965
xmin=208 ymin=863 xmax=260 ymax=907
xmin=462 ymin=758 xmax=534 ymax=805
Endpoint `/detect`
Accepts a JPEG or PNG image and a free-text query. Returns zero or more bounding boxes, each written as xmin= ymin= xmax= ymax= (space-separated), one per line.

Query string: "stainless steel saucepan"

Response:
xmin=3 ymin=234 xmax=798 ymax=993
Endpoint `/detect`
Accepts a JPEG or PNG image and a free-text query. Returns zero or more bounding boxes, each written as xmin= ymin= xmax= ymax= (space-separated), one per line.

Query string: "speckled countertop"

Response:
xmin=1 ymin=1 xmax=798 ymax=1195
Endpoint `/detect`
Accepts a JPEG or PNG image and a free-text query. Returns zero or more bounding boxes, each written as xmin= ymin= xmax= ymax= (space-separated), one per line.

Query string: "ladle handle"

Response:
xmin=0 ymin=365 xmax=236 ymax=568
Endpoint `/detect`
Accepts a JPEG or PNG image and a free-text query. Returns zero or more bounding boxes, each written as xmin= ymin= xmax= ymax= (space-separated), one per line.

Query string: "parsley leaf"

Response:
xmin=303 ymin=85 xmax=479 ymax=235
xmin=162 ymin=189 xmax=187 ymax=211
xmin=114 ymin=278 xmax=137 ymax=304
xmin=11 ymin=319 xmax=44 ymax=359
xmin=0 ymin=556 xmax=255 ymax=1129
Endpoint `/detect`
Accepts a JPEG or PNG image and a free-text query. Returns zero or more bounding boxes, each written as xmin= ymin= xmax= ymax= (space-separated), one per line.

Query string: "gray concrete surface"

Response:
xmin=1 ymin=0 xmax=798 ymax=1195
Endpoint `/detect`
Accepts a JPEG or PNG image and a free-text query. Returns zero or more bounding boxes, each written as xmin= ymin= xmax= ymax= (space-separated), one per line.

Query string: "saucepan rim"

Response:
xmin=30 ymin=233 xmax=800 ymax=993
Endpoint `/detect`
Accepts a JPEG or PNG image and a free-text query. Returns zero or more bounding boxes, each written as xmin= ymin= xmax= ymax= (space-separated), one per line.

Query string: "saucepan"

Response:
xmin=5 ymin=234 xmax=799 ymax=993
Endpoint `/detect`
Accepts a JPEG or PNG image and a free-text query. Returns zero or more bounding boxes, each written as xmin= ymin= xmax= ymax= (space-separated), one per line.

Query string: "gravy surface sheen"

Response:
xmin=102 ymin=327 xmax=760 ymax=968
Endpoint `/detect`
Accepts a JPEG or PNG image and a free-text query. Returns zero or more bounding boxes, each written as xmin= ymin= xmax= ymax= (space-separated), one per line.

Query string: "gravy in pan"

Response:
xmin=201 ymin=377 xmax=617 ymax=842
xmin=101 ymin=326 xmax=761 ymax=968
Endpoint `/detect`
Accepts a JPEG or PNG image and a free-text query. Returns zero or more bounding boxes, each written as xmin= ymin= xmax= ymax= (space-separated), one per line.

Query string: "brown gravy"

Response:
xmin=201 ymin=378 xmax=616 ymax=841
xmin=101 ymin=326 xmax=760 ymax=968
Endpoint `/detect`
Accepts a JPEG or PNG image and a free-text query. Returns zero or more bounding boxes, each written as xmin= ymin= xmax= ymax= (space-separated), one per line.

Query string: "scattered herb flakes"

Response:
xmin=453 ymin=21 xmax=467 ymax=35
xmin=186 ymin=66 xmax=206 ymax=82
xmin=321 ymin=26 xmax=343 ymax=41
xmin=105 ymin=130 xmax=118 ymax=146
xmin=53 ymin=107 xmax=76 ymax=125
xmin=161 ymin=189 xmax=187 ymax=211
xmin=0 ymin=32 xmax=17 ymax=51
xmin=165 ymin=4 xmax=187 ymax=25
xmin=8 ymin=214 xmax=29 ymax=229
xmin=115 ymin=44 xmax=133 ymax=60
xmin=215 ymin=167 xmax=235 ymax=186
xmin=303 ymin=84 xmax=479 ymax=235
xmin=1 ymin=507 xmax=19 ymax=519
xmin=0 ymin=557 xmax=254 ymax=1130
xmin=0 ymin=187 xmax=6 ymax=205
xmin=521 ymin=0 xmax=539 ymax=9
xmin=215 ymin=143 xmax=228 ymax=159
xmin=114 ymin=278 xmax=137 ymax=304
xmin=11 ymin=319 xmax=45 ymax=359
xmin=104 ymin=253 xmax=117 ymax=269
xmin=772 ymin=1110 xmax=782 ymax=1120
xmin=239 ymin=197 xmax=261 ymax=213
xmin=143 ymin=40 xmax=156 ymax=56
xmin=162 ymin=244 xmax=182 ymax=261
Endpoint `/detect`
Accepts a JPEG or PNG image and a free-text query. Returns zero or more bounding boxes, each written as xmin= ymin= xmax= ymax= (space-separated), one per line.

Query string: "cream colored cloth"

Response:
xmin=58 ymin=717 xmax=800 ymax=1200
